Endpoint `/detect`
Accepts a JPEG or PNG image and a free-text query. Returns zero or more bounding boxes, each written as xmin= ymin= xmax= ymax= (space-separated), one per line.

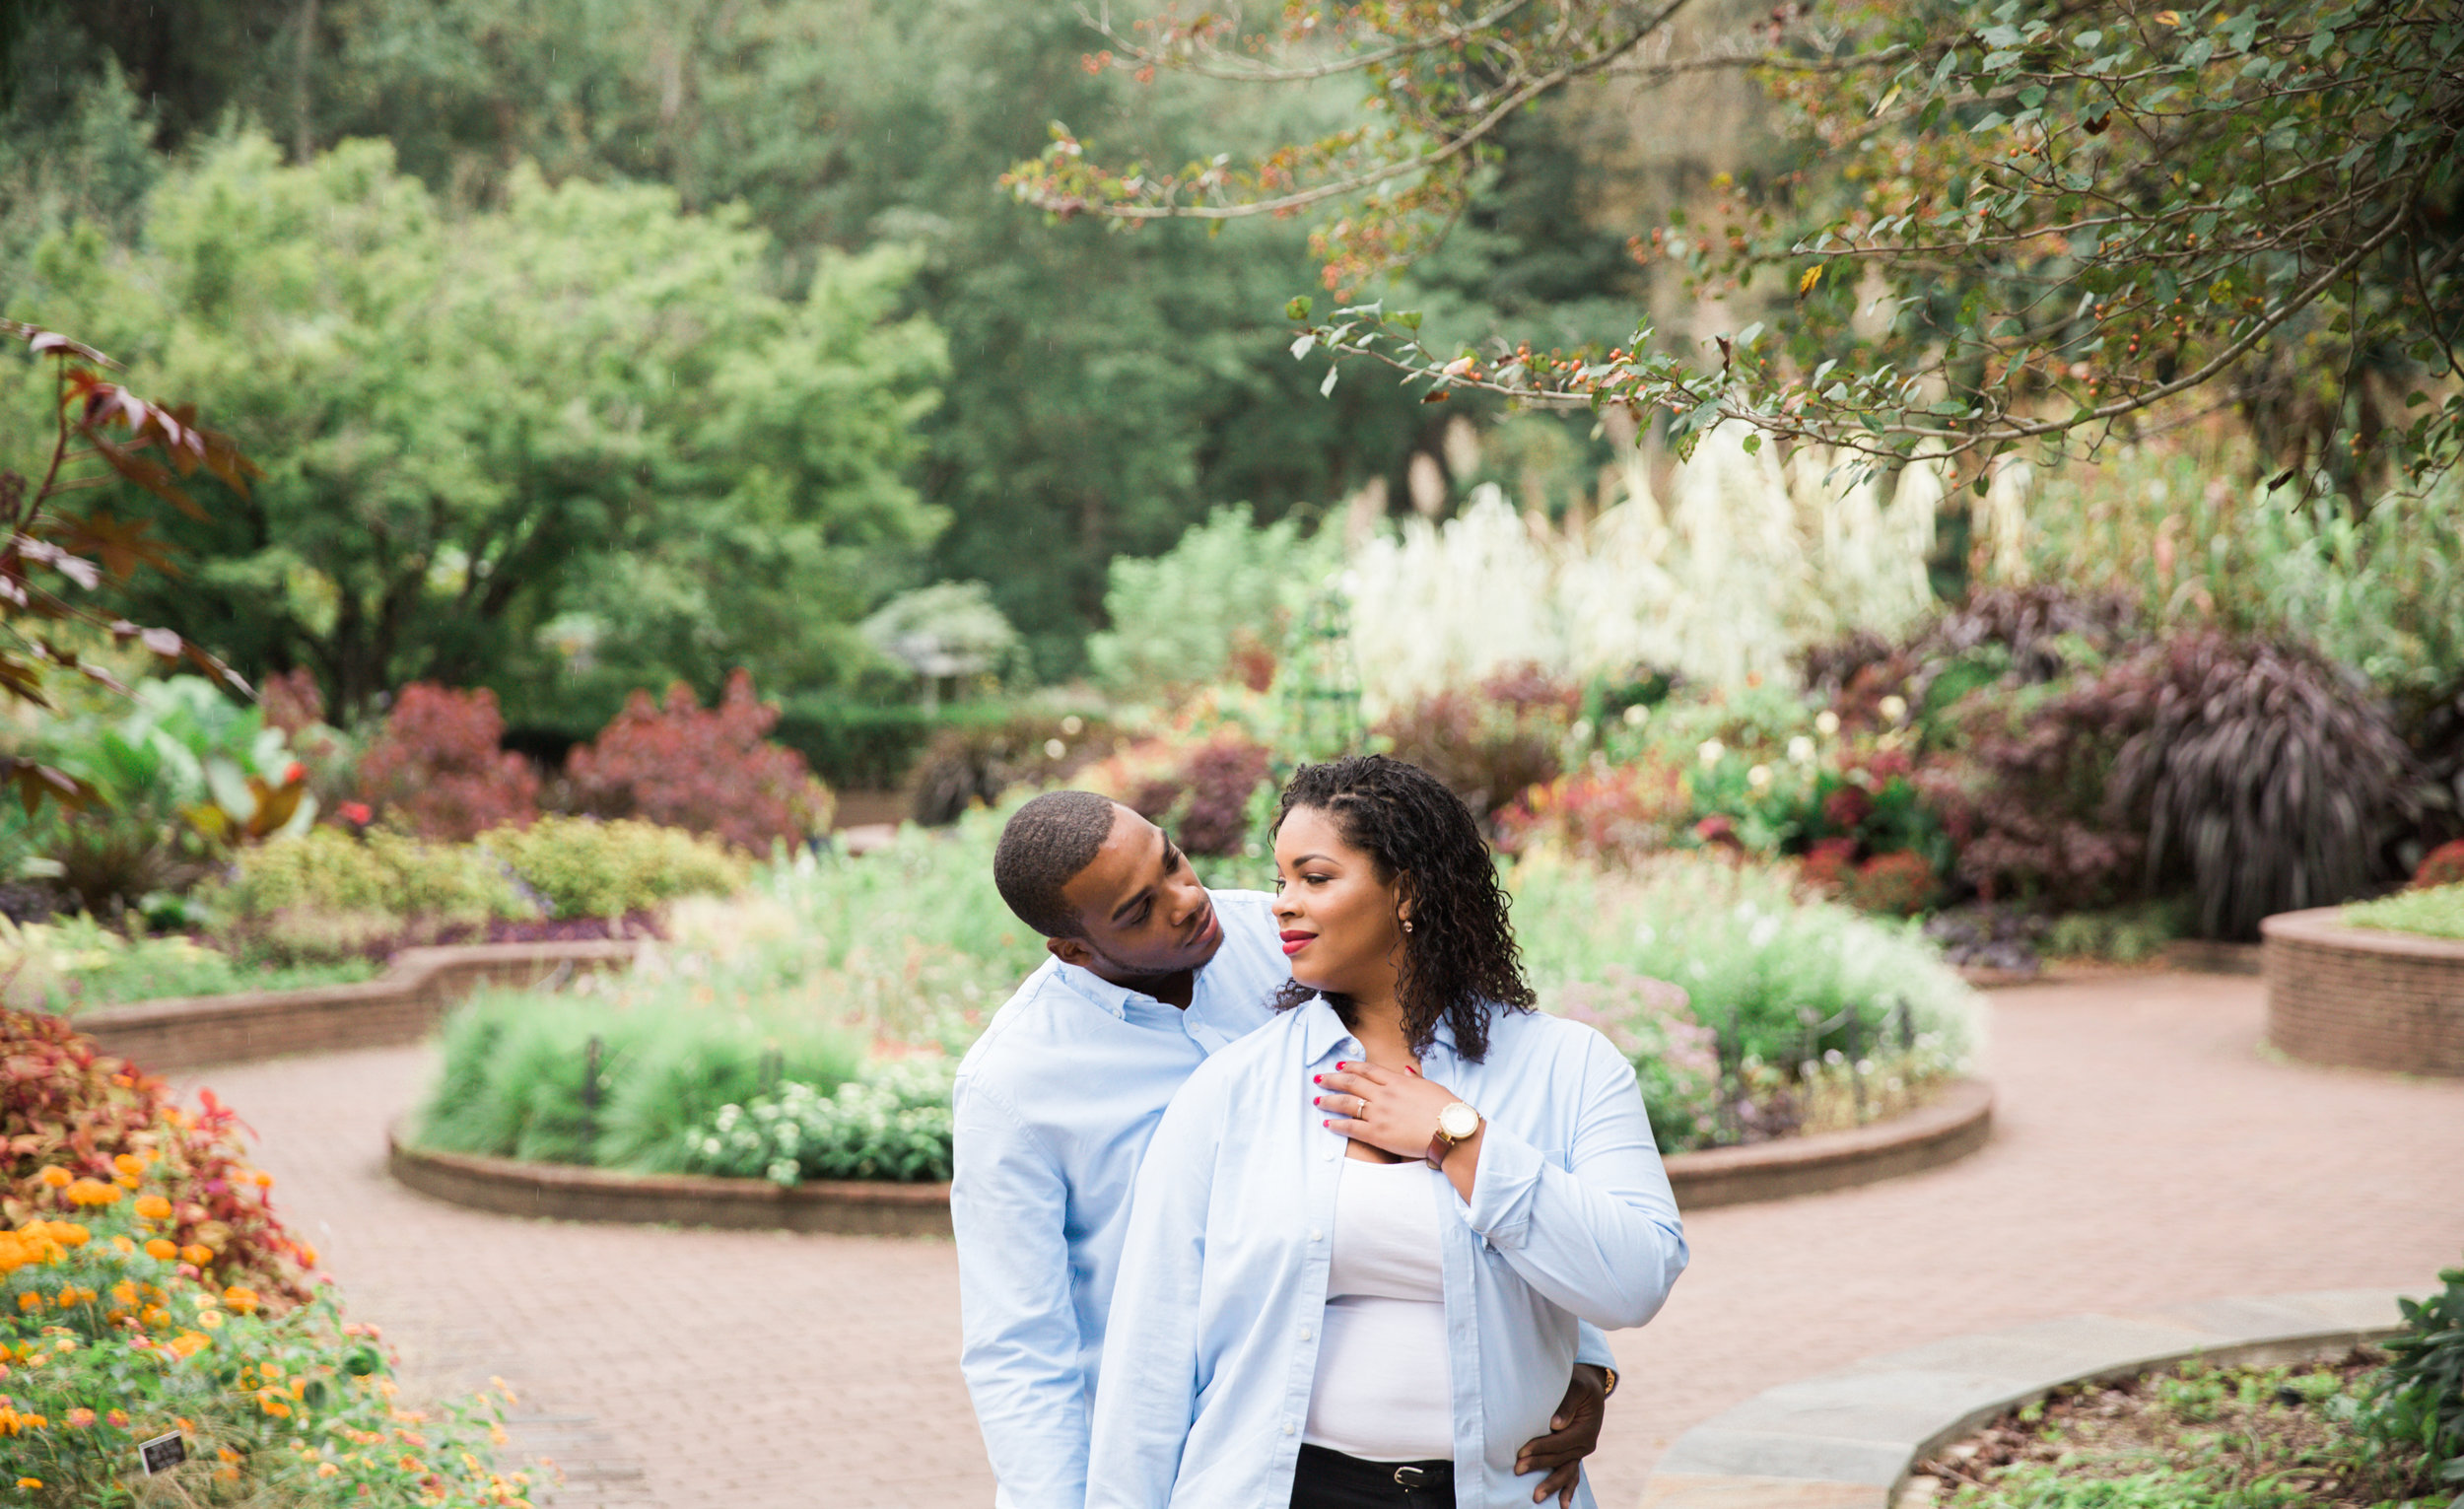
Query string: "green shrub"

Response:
xmin=1510 ymin=852 xmax=1982 ymax=1069
xmin=2362 ymin=1262 xmax=2464 ymax=1497
xmin=218 ymin=826 xmax=525 ymax=925
xmin=2344 ymin=883 xmax=2464 ymax=941
xmin=0 ymin=916 xmax=378 ymax=1012
xmin=681 ymin=1058 xmax=956 ymax=1185
xmin=2043 ymin=900 xmax=2185 ymax=962
xmin=481 ymin=815 xmax=748 ymax=920
xmin=414 ymin=968 xmax=866 ymax=1171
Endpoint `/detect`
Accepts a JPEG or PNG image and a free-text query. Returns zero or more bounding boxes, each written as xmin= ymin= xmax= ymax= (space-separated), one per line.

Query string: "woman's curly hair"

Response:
xmin=1269 ymin=754 xmax=1534 ymax=1061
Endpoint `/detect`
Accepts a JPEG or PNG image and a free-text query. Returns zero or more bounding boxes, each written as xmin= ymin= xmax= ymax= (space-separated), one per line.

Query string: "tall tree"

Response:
xmin=1009 ymin=0 xmax=2464 ymax=486
xmin=7 ymin=134 xmax=945 ymax=725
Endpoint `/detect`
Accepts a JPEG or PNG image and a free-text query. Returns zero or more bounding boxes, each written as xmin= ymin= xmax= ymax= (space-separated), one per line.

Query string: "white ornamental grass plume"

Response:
xmin=1345 ymin=483 xmax=1563 ymax=712
xmin=1340 ymin=423 xmax=1942 ymax=710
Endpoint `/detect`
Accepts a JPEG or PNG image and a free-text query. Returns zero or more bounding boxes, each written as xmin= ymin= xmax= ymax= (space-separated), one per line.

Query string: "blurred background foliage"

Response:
xmin=0 ymin=0 xmax=1680 ymax=698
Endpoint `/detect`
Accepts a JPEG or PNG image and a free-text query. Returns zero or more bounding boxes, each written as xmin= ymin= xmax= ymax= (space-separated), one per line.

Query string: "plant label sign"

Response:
xmin=139 ymin=1430 xmax=188 ymax=1475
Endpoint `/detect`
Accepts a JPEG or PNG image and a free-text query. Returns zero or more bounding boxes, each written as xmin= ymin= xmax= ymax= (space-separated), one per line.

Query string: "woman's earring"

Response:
xmin=1403 ymin=920 xmax=1414 ymax=933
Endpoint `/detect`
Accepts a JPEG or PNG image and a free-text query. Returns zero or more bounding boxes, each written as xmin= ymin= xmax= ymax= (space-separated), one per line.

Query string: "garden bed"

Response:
xmin=2262 ymin=906 xmax=2464 ymax=1076
xmin=1639 ymin=1289 xmax=2420 ymax=1509
xmin=1908 ymin=1348 xmax=2407 ymax=1508
xmin=76 ymin=939 xmax=646 ymax=1071
xmin=383 ymin=1077 xmax=1992 ymax=1233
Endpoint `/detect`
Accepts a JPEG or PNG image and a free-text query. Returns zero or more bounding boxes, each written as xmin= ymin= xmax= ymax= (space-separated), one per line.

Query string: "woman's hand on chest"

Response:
xmin=1313 ymin=1060 xmax=1483 ymax=1195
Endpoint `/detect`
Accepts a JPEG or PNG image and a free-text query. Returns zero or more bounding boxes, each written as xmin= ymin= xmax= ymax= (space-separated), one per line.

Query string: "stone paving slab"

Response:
xmin=181 ymin=971 xmax=2464 ymax=1509
xmin=1646 ymin=1290 xmax=2414 ymax=1504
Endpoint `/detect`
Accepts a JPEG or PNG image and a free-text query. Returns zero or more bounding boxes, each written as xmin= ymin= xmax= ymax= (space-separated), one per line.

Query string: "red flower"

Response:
xmin=337 ymin=801 xmax=374 ymax=826
xmin=1692 ymin=813 xmax=1741 ymax=848
xmin=1821 ymin=785 xmax=1875 ymax=831
xmin=281 ymin=760 xmax=307 ymax=786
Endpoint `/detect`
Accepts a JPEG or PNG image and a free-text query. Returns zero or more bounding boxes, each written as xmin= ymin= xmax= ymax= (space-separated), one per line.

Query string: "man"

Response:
xmin=955 ymin=790 xmax=1616 ymax=1509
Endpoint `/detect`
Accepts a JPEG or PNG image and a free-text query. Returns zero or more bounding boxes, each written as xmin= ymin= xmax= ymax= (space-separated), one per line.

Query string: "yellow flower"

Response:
xmin=133 ymin=1194 xmax=171 ymax=1221
xmin=64 ymin=1178 xmax=121 ymax=1207
xmin=197 ymin=1310 xmax=225 ymax=1330
xmin=35 ymin=1167 xmax=70 ymax=1189
xmin=144 ymin=1239 xmax=178 ymax=1262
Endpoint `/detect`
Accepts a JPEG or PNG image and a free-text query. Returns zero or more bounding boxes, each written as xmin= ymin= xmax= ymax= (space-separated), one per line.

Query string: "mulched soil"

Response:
xmin=1913 ymin=1347 xmax=2412 ymax=1508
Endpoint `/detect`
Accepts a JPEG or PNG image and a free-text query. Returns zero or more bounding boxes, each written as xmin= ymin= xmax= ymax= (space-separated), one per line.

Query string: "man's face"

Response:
xmin=1049 ymin=804 xmax=1225 ymax=982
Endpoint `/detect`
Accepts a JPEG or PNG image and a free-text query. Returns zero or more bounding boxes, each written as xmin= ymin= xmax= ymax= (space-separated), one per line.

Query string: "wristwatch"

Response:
xmin=1424 ymin=1101 xmax=1481 ymax=1169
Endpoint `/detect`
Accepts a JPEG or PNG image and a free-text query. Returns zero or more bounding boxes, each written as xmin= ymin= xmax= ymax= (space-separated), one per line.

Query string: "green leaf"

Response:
xmin=1285 ymin=296 xmax=1313 ymax=320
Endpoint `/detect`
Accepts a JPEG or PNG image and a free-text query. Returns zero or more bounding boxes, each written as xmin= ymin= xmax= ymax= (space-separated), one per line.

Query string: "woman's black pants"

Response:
xmin=1288 ymin=1443 xmax=1457 ymax=1509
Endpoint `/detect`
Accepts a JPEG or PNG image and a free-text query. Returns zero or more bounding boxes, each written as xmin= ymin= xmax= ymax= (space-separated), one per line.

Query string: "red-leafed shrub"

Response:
xmin=258 ymin=667 xmax=325 ymax=735
xmin=1 ymin=1007 xmax=315 ymax=1308
xmin=1085 ymin=728 xmax=1275 ymax=857
xmin=566 ymin=670 xmax=835 ymax=854
xmin=357 ymin=683 xmax=539 ymax=842
xmin=2415 ymin=839 xmax=2464 ymax=889
xmin=1378 ymin=663 xmax=1582 ymax=817
xmin=1846 ymin=851 xmax=1939 ymax=916
xmin=1798 ymin=836 xmax=1859 ymax=894
xmin=1494 ymin=760 xmax=1689 ymax=865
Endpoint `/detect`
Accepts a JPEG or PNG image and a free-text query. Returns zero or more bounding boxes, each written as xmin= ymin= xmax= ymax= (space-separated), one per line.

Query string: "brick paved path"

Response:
xmin=191 ymin=973 xmax=2464 ymax=1509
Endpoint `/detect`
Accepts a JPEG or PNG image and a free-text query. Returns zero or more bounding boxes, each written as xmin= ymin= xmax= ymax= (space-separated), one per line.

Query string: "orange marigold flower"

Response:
xmin=318 ymin=1462 xmax=340 ymax=1477
xmin=64 ymin=1178 xmax=121 ymax=1206
xmin=144 ymin=1239 xmax=178 ymax=1262
xmin=110 ymin=1235 xmax=135 ymax=1255
xmin=35 ymin=1168 xmax=70 ymax=1189
xmin=217 ymin=1447 xmax=241 ymax=1464
xmin=16 ymin=1478 xmax=40 ymax=1490
xmin=54 ymin=1224 xmax=87 ymax=1248
xmin=133 ymin=1195 xmax=171 ymax=1221
xmin=65 ymin=1407 xmax=95 ymax=1428
xmin=113 ymin=1153 xmax=149 ymax=1177
xmin=15 ymin=1294 xmax=37 ymax=1313
xmin=179 ymin=1245 xmax=214 ymax=1267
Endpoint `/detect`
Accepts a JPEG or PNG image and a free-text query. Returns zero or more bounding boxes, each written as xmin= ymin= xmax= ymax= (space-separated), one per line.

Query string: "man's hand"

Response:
xmin=1514 ymin=1363 xmax=1608 ymax=1506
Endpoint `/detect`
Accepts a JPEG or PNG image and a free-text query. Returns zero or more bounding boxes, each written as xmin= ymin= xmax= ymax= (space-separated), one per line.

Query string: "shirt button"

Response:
xmin=1282 ymin=1423 xmax=1295 ymax=1437
xmin=1300 ymin=1326 xmax=1313 ymax=1340
xmin=1308 ymin=1229 xmax=1323 ymax=1242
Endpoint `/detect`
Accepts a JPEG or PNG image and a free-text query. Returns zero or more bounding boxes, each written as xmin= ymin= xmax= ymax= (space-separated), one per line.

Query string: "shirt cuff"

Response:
xmin=1459 ymin=1119 xmax=1544 ymax=1249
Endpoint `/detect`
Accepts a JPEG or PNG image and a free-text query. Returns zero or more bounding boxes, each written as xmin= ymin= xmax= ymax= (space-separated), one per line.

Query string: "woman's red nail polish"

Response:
xmin=1312 ymin=1074 xmax=1322 ymax=1084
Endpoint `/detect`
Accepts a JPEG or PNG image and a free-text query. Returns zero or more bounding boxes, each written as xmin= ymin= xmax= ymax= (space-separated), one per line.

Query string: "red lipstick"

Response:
xmin=1279 ymin=929 xmax=1315 ymax=957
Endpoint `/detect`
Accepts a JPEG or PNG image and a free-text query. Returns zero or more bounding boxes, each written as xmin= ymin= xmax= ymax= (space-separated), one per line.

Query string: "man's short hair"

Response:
xmin=993 ymin=791 xmax=1124 ymax=939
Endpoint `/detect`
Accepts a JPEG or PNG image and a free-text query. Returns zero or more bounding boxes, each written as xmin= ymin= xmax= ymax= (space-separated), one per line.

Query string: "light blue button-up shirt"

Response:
xmin=1086 ymin=995 xmax=1687 ymax=1509
xmin=952 ymin=889 xmax=1287 ymax=1509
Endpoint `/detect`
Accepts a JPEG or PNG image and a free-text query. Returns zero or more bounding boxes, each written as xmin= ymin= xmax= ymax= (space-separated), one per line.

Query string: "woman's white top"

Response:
xmin=1086 ymin=995 xmax=1689 ymax=1509
xmin=1302 ymin=1156 xmax=1454 ymax=1461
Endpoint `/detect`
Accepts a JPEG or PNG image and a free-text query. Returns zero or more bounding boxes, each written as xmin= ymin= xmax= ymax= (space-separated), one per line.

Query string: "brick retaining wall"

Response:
xmin=2262 ymin=907 xmax=2464 ymax=1075
xmin=76 ymin=941 xmax=645 ymax=1073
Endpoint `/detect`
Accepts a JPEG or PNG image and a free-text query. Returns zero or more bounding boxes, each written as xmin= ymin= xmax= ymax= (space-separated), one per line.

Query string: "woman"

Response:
xmin=1087 ymin=755 xmax=1687 ymax=1509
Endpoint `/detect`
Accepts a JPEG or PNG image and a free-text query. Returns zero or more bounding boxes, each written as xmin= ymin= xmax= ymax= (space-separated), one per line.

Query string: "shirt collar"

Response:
xmin=1295 ymin=993 xmax=1471 ymax=1066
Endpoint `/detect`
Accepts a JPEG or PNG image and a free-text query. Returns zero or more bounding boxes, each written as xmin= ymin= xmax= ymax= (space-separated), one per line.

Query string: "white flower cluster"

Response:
xmin=688 ymin=1059 xmax=957 ymax=1187
xmin=1344 ymin=424 xmax=1944 ymax=714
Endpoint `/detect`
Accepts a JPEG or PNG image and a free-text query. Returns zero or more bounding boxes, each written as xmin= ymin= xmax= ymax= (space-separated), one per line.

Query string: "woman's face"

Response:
xmin=1271 ymin=804 xmax=1409 ymax=999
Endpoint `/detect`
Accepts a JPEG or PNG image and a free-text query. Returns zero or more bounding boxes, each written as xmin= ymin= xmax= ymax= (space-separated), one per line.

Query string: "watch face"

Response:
xmin=1439 ymin=1102 xmax=1480 ymax=1139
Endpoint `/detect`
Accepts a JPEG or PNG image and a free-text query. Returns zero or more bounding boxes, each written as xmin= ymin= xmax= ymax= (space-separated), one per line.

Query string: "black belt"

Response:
xmin=1295 ymin=1442 xmax=1456 ymax=1496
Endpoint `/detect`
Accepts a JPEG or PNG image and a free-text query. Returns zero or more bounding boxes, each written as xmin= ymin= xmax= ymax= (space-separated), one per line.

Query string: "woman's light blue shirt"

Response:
xmin=1088 ymin=995 xmax=1688 ymax=1509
